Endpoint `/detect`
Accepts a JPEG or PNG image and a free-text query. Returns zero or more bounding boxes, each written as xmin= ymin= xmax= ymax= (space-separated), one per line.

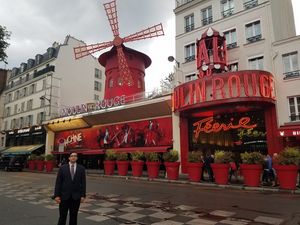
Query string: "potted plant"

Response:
xmin=145 ymin=152 xmax=160 ymax=179
xmin=211 ymin=150 xmax=233 ymax=185
xmin=130 ymin=152 xmax=145 ymax=177
xmin=240 ymin=151 xmax=264 ymax=187
xmin=187 ymin=151 xmax=203 ymax=182
xmin=116 ymin=152 xmax=129 ymax=176
xmin=36 ymin=154 xmax=45 ymax=171
xmin=104 ymin=149 xmax=116 ymax=175
xmin=163 ymin=150 xmax=180 ymax=180
xmin=273 ymin=147 xmax=300 ymax=190
xmin=45 ymin=154 xmax=56 ymax=172
xmin=27 ymin=154 xmax=37 ymax=170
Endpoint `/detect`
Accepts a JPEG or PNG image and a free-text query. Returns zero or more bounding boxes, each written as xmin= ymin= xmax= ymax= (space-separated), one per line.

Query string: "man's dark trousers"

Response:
xmin=57 ymin=198 xmax=80 ymax=225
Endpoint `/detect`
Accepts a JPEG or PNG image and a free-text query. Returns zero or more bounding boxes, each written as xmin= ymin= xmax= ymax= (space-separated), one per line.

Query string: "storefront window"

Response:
xmin=189 ymin=110 xmax=267 ymax=154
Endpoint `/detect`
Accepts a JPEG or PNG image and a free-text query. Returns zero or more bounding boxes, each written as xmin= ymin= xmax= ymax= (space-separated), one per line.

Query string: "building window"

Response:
xmin=244 ymin=0 xmax=258 ymax=9
xmin=4 ymin=121 xmax=8 ymax=131
xmin=40 ymin=98 xmax=45 ymax=107
xmin=228 ymin=62 xmax=239 ymax=71
xmin=15 ymin=90 xmax=20 ymax=100
xmin=248 ymin=56 xmax=264 ymax=70
xmin=184 ymin=43 xmax=196 ymax=62
xmin=27 ymin=99 xmax=33 ymax=111
xmin=42 ymin=79 xmax=47 ymax=90
xmin=109 ymin=78 xmax=114 ymax=88
xmin=202 ymin=6 xmax=213 ymax=26
xmin=21 ymin=102 xmax=25 ymax=112
xmin=224 ymin=29 xmax=237 ymax=49
xmin=95 ymin=68 xmax=102 ymax=79
xmin=288 ymin=96 xmax=300 ymax=121
xmin=245 ymin=21 xmax=261 ymax=43
xmin=8 ymin=93 xmax=12 ymax=103
xmin=27 ymin=115 xmax=33 ymax=126
xmin=94 ymin=81 xmax=101 ymax=91
xmin=29 ymin=84 xmax=36 ymax=94
xmin=221 ymin=0 xmax=234 ymax=17
xmin=25 ymin=74 xmax=29 ymax=81
xmin=14 ymin=104 xmax=18 ymax=114
xmin=184 ymin=14 xmax=194 ymax=32
xmin=185 ymin=73 xmax=197 ymax=82
xmin=5 ymin=107 xmax=11 ymax=117
xmin=20 ymin=117 xmax=24 ymax=128
xmin=37 ymin=112 xmax=44 ymax=124
xmin=94 ymin=94 xmax=99 ymax=100
xmin=282 ymin=52 xmax=299 ymax=79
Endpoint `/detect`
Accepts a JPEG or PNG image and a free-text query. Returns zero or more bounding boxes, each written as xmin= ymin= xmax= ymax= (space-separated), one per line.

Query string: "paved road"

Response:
xmin=0 ymin=171 xmax=299 ymax=225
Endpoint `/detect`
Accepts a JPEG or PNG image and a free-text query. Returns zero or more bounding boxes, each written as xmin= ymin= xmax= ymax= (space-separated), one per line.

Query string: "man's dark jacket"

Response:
xmin=54 ymin=163 xmax=86 ymax=200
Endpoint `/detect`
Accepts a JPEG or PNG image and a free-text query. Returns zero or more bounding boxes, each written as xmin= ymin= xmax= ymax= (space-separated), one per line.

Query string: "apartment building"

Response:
xmin=172 ymin=0 xmax=300 ymax=170
xmin=1 ymin=35 xmax=105 ymax=151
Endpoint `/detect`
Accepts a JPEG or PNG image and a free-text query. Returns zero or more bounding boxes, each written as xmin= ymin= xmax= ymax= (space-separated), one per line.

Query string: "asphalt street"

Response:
xmin=0 ymin=171 xmax=299 ymax=225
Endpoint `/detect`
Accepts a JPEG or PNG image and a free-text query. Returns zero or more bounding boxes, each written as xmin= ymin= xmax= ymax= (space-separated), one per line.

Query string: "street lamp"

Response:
xmin=168 ymin=56 xmax=180 ymax=68
xmin=39 ymin=95 xmax=50 ymax=102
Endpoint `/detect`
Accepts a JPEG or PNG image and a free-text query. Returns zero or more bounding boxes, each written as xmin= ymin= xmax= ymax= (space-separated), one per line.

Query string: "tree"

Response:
xmin=0 ymin=25 xmax=11 ymax=64
xmin=160 ymin=72 xmax=175 ymax=91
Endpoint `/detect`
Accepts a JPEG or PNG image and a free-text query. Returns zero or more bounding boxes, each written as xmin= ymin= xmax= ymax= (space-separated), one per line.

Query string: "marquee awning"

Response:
xmin=278 ymin=125 xmax=300 ymax=137
xmin=2 ymin=144 xmax=44 ymax=155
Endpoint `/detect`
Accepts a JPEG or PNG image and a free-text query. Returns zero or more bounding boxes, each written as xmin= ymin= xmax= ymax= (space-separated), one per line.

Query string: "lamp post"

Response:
xmin=167 ymin=56 xmax=183 ymax=87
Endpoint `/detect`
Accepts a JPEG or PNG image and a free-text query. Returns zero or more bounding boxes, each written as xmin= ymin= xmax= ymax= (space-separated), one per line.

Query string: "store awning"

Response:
xmin=52 ymin=149 xmax=105 ymax=155
xmin=278 ymin=125 xmax=300 ymax=137
xmin=0 ymin=147 xmax=7 ymax=154
xmin=110 ymin=146 xmax=171 ymax=153
xmin=2 ymin=144 xmax=44 ymax=155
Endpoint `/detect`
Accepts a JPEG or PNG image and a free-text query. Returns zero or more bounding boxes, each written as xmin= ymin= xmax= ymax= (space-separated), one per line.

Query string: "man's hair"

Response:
xmin=69 ymin=152 xmax=77 ymax=156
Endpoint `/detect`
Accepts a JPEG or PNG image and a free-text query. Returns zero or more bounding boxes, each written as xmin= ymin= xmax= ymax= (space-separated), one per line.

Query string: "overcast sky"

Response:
xmin=0 ymin=0 xmax=299 ymax=92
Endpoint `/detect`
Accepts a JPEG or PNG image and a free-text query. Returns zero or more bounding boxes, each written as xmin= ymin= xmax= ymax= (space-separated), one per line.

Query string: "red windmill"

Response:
xmin=74 ymin=0 xmax=164 ymax=99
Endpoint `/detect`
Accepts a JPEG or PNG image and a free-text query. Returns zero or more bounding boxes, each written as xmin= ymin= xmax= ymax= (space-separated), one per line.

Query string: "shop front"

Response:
xmin=278 ymin=124 xmax=300 ymax=148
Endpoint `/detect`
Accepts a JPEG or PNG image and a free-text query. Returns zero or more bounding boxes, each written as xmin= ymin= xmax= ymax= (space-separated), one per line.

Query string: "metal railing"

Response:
xmin=222 ymin=8 xmax=234 ymax=18
xmin=227 ymin=42 xmax=237 ymax=49
xmin=185 ymin=24 xmax=194 ymax=32
xmin=244 ymin=0 xmax=258 ymax=9
xmin=185 ymin=55 xmax=195 ymax=63
xmin=202 ymin=16 xmax=213 ymax=26
xmin=246 ymin=34 xmax=262 ymax=43
xmin=283 ymin=70 xmax=300 ymax=80
xmin=290 ymin=114 xmax=300 ymax=121
xmin=176 ymin=0 xmax=194 ymax=8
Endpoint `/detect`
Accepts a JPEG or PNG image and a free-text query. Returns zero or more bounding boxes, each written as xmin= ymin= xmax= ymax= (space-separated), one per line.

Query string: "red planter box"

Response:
xmin=240 ymin=164 xmax=262 ymax=187
xmin=45 ymin=161 xmax=55 ymax=172
xmin=36 ymin=160 xmax=45 ymax=171
xmin=116 ymin=161 xmax=129 ymax=176
xmin=187 ymin=162 xmax=203 ymax=182
xmin=104 ymin=160 xmax=115 ymax=175
xmin=211 ymin=163 xmax=230 ymax=185
xmin=165 ymin=162 xmax=180 ymax=180
xmin=274 ymin=165 xmax=298 ymax=190
xmin=28 ymin=161 xmax=36 ymax=170
xmin=131 ymin=161 xmax=144 ymax=177
xmin=146 ymin=161 xmax=160 ymax=179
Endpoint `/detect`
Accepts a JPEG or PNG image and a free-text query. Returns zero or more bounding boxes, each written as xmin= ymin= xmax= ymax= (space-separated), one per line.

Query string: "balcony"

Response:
xmin=283 ymin=70 xmax=300 ymax=80
xmin=185 ymin=24 xmax=194 ymax=33
xmin=202 ymin=16 xmax=213 ymax=26
xmin=176 ymin=0 xmax=194 ymax=8
xmin=185 ymin=55 xmax=195 ymax=63
xmin=246 ymin=34 xmax=262 ymax=43
xmin=222 ymin=8 xmax=234 ymax=18
xmin=227 ymin=42 xmax=237 ymax=49
xmin=244 ymin=0 xmax=258 ymax=9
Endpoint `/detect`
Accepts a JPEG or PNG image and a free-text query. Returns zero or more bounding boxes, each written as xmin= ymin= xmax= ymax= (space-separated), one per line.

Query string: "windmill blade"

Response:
xmin=123 ymin=23 xmax=164 ymax=43
xmin=116 ymin=46 xmax=133 ymax=86
xmin=74 ymin=41 xmax=113 ymax=59
xmin=103 ymin=0 xmax=120 ymax=37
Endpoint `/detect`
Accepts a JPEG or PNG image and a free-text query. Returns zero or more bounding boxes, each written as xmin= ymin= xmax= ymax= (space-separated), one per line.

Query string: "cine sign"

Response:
xmin=173 ymin=71 xmax=275 ymax=111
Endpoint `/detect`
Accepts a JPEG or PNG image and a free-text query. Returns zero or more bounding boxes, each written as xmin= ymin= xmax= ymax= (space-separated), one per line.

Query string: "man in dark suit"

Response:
xmin=54 ymin=152 xmax=86 ymax=225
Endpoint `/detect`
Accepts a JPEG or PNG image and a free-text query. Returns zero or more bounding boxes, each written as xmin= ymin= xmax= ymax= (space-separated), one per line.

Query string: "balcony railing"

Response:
xmin=246 ymin=34 xmax=262 ymax=43
xmin=222 ymin=8 xmax=234 ymax=18
xmin=185 ymin=24 xmax=194 ymax=32
xmin=244 ymin=0 xmax=258 ymax=9
xmin=283 ymin=70 xmax=300 ymax=80
xmin=185 ymin=55 xmax=195 ymax=63
xmin=290 ymin=114 xmax=300 ymax=121
xmin=202 ymin=16 xmax=213 ymax=26
xmin=176 ymin=0 xmax=194 ymax=8
xmin=227 ymin=42 xmax=237 ymax=49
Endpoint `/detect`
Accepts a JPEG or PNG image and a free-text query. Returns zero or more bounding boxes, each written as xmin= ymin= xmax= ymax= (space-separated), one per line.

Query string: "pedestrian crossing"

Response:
xmin=0 ymin=181 xmax=284 ymax=225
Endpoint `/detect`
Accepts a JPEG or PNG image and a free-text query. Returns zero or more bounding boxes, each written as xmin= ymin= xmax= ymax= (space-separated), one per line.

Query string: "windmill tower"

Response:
xmin=74 ymin=0 xmax=164 ymax=99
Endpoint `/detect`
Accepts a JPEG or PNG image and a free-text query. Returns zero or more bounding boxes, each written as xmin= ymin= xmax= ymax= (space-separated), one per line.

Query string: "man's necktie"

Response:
xmin=71 ymin=164 xmax=75 ymax=180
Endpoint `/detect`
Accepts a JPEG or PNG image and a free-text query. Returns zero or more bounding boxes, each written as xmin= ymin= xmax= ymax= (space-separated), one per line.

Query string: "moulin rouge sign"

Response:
xmin=173 ymin=71 xmax=276 ymax=111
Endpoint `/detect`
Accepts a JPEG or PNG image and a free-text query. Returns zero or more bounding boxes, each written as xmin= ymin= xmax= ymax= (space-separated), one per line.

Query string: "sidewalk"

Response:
xmin=24 ymin=168 xmax=300 ymax=194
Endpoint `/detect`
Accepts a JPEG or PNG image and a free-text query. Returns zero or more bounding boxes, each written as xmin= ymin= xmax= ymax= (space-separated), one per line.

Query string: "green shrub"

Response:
xmin=105 ymin=149 xmax=117 ymax=161
xmin=277 ymin=147 xmax=300 ymax=165
xmin=131 ymin=152 xmax=144 ymax=161
xmin=241 ymin=151 xmax=264 ymax=165
xmin=28 ymin=154 xmax=37 ymax=161
xmin=163 ymin=150 xmax=179 ymax=162
xmin=214 ymin=150 xmax=233 ymax=164
xmin=36 ymin=154 xmax=45 ymax=161
xmin=145 ymin=152 xmax=160 ymax=162
xmin=45 ymin=154 xmax=55 ymax=161
xmin=116 ymin=152 xmax=128 ymax=161
xmin=188 ymin=151 xmax=203 ymax=163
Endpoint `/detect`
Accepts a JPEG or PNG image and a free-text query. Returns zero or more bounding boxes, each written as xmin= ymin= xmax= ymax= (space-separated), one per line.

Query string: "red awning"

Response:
xmin=278 ymin=125 xmax=300 ymax=137
xmin=110 ymin=146 xmax=171 ymax=153
xmin=52 ymin=149 xmax=104 ymax=155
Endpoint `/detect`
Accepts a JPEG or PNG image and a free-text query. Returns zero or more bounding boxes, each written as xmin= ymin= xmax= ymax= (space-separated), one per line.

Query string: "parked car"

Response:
xmin=0 ymin=155 xmax=26 ymax=171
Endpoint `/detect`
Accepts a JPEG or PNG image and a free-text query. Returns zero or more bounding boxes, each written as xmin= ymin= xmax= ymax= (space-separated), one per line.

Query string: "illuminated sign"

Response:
xmin=61 ymin=95 xmax=126 ymax=117
xmin=193 ymin=116 xmax=257 ymax=138
xmin=237 ymin=128 xmax=266 ymax=140
xmin=173 ymin=71 xmax=275 ymax=112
